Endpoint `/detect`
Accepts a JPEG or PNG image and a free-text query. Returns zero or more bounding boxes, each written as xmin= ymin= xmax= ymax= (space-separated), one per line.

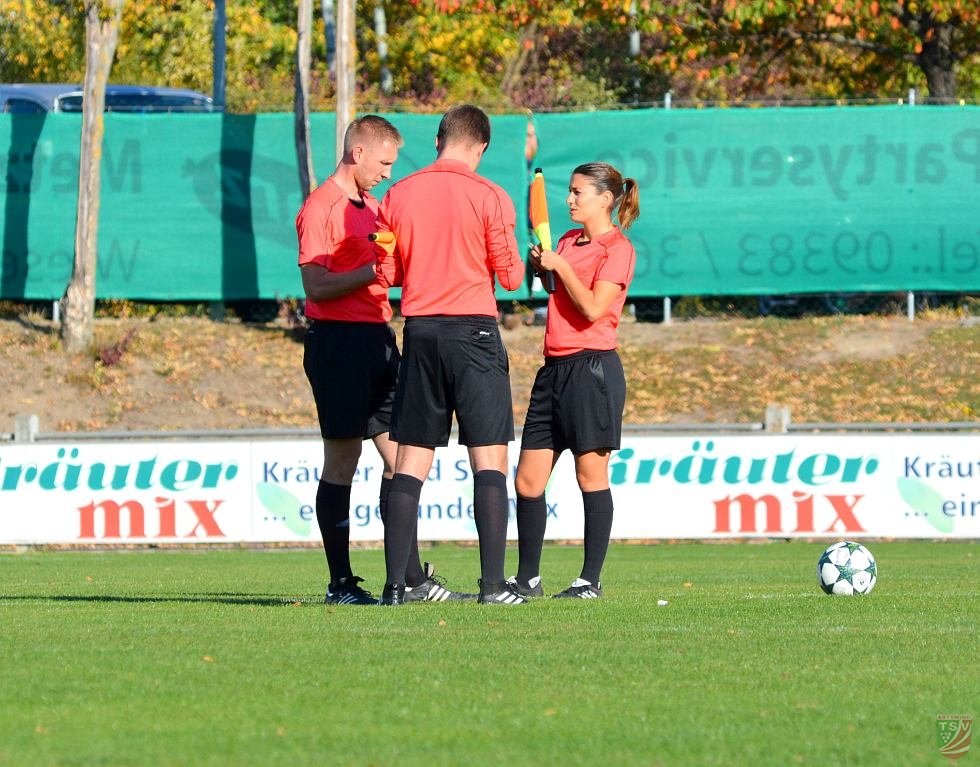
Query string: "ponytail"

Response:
xmin=617 ymin=178 xmax=640 ymax=230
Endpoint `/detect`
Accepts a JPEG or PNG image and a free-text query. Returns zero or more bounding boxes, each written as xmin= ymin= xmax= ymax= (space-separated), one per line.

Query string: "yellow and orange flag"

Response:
xmin=369 ymin=230 xmax=396 ymax=255
xmin=529 ymin=167 xmax=552 ymax=252
xmin=529 ymin=167 xmax=557 ymax=293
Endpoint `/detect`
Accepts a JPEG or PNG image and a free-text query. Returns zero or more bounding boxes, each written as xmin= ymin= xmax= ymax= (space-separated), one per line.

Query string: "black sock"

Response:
xmin=474 ymin=470 xmax=509 ymax=585
xmin=581 ymin=488 xmax=614 ymax=585
xmin=516 ymin=493 xmax=547 ymax=587
xmin=405 ymin=533 xmax=427 ymax=588
xmin=383 ymin=473 xmax=423 ymax=586
xmin=379 ymin=476 xmax=391 ymax=525
xmin=315 ymin=480 xmax=352 ymax=584
xmin=380 ymin=476 xmax=426 ymax=587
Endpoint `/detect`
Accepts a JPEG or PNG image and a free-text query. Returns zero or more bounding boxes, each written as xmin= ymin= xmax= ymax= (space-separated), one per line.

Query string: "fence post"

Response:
xmin=14 ymin=414 xmax=39 ymax=443
xmin=213 ymin=0 xmax=226 ymax=110
xmin=663 ymin=296 xmax=672 ymax=325
xmin=906 ymin=86 xmax=917 ymax=317
xmin=765 ymin=404 xmax=790 ymax=433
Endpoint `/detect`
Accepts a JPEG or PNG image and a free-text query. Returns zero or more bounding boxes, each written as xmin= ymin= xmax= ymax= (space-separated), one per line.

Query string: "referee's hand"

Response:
xmin=528 ymin=244 xmax=546 ymax=275
xmin=536 ymin=247 xmax=562 ymax=275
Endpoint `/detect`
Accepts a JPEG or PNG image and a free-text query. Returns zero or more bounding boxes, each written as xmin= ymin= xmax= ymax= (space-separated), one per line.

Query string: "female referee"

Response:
xmin=508 ymin=161 xmax=639 ymax=599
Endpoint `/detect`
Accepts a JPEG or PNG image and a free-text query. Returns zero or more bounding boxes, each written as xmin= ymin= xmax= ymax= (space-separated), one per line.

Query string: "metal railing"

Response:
xmin=6 ymin=409 xmax=977 ymax=444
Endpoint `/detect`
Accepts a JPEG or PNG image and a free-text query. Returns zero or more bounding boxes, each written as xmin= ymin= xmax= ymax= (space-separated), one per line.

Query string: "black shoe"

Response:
xmin=325 ymin=575 xmax=377 ymax=605
xmin=477 ymin=579 xmax=528 ymax=605
xmin=505 ymin=575 xmax=544 ymax=598
xmin=552 ymin=578 xmax=603 ymax=599
xmin=379 ymin=582 xmax=406 ymax=606
xmin=404 ymin=563 xmax=478 ymax=603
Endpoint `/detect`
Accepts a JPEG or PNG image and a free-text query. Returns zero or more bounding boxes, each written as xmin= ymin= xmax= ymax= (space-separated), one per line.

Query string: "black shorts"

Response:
xmin=520 ymin=349 xmax=626 ymax=454
xmin=392 ymin=316 xmax=514 ymax=448
xmin=303 ymin=320 xmax=400 ymax=440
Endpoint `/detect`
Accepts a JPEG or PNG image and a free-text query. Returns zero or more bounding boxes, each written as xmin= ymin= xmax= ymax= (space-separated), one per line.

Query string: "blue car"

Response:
xmin=0 ymin=83 xmax=217 ymax=113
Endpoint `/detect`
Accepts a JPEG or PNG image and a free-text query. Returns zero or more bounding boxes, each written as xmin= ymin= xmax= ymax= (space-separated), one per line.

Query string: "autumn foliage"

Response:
xmin=0 ymin=0 xmax=976 ymax=111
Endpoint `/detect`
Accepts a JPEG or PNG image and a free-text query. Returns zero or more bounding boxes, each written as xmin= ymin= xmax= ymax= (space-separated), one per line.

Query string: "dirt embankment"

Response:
xmin=1 ymin=312 xmax=976 ymax=435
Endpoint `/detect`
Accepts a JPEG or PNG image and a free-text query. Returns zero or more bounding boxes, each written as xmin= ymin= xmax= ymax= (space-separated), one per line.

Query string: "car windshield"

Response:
xmin=58 ymin=93 xmax=212 ymax=113
xmin=3 ymin=98 xmax=46 ymax=114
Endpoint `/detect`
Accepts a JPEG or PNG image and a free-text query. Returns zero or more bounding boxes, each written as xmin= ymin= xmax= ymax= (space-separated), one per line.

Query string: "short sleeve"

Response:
xmin=296 ymin=198 xmax=338 ymax=268
xmin=596 ymin=238 xmax=635 ymax=288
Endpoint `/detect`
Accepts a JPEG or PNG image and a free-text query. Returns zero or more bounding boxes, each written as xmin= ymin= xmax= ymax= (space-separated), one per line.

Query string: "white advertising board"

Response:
xmin=0 ymin=434 xmax=976 ymax=544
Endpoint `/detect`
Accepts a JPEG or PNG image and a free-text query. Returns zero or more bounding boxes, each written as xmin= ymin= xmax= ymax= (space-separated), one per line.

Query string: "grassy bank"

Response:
xmin=0 ymin=310 xmax=977 ymax=434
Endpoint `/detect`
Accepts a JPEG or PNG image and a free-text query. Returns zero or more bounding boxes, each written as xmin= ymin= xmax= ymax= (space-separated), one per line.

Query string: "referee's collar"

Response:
xmin=579 ymin=226 xmax=622 ymax=246
xmin=432 ymin=157 xmax=473 ymax=174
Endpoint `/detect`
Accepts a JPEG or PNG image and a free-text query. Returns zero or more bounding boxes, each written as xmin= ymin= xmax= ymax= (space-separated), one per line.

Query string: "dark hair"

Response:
xmin=344 ymin=114 xmax=403 ymax=153
xmin=437 ymin=104 xmax=491 ymax=149
xmin=571 ymin=161 xmax=640 ymax=230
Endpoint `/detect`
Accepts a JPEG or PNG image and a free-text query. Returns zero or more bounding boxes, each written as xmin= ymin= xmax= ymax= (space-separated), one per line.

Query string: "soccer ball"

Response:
xmin=817 ymin=541 xmax=877 ymax=595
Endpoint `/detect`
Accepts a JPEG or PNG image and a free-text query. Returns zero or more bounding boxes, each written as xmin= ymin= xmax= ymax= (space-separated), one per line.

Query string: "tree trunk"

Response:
xmin=295 ymin=0 xmax=316 ymax=198
xmin=917 ymin=22 xmax=957 ymax=101
xmin=373 ymin=2 xmax=392 ymax=94
xmin=62 ymin=0 xmax=124 ymax=353
xmin=335 ymin=0 xmax=356 ymax=163
xmin=500 ymin=20 xmax=537 ymax=97
xmin=321 ymin=0 xmax=336 ymax=76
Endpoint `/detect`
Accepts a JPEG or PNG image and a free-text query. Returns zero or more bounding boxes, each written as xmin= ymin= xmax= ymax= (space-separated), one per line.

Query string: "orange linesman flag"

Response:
xmin=529 ymin=167 xmax=552 ymax=251
xmin=529 ymin=167 xmax=556 ymax=293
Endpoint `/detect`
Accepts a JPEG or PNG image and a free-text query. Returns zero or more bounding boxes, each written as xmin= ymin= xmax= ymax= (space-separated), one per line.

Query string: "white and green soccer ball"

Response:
xmin=817 ymin=541 xmax=877 ymax=595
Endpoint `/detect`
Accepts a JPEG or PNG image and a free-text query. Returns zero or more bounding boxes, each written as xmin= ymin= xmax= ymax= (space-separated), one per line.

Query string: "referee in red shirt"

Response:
xmin=297 ymin=115 xmax=457 ymax=605
xmin=508 ymin=161 xmax=639 ymax=600
xmin=374 ymin=105 xmax=528 ymax=605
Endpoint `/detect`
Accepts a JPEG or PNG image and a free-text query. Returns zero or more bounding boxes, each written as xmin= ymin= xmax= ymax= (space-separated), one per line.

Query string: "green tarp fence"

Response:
xmin=1 ymin=106 xmax=977 ymax=302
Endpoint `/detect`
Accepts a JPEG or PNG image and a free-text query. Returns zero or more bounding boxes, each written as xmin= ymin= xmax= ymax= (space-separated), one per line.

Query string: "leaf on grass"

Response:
xmin=201 ymin=656 xmax=215 ymax=663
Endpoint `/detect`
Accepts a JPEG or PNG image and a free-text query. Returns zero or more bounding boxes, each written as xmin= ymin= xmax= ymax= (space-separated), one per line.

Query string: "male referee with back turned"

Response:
xmin=374 ymin=104 xmax=528 ymax=605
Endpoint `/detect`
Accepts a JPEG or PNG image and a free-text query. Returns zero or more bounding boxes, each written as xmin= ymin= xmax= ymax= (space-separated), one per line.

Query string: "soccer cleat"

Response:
xmin=505 ymin=575 xmax=544 ymax=598
xmin=379 ymin=582 xmax=406 ymax=606
xmin=324 ymin=575 xmax=377 ymax=605
xmin=552 ymin=578 xmax=603 ymax=599
xmin=404 ymin=562 xmax=477 ymax=602
xmin=477 ymin=579 xmax=528 ymax=605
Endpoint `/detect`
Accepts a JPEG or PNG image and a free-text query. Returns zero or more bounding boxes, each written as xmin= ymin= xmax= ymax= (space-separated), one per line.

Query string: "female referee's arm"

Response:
xmin=536 ymin=247 xmax=623 ymax=323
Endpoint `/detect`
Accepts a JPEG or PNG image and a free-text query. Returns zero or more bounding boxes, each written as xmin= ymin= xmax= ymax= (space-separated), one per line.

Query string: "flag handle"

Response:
xmin=543 ymin=268 xmax=556 ymax=294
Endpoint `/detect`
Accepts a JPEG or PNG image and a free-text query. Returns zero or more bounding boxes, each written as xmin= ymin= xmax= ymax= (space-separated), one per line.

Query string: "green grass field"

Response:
xmin=1 ymin=542 xmax=976 ymax=766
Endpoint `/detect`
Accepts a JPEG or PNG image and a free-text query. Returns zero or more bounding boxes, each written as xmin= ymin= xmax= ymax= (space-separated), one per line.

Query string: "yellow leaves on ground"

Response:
xmin=610 ymin=315 xmax=978 ymax=425
xmin=0 ymin=313 xmax=976 ymax=433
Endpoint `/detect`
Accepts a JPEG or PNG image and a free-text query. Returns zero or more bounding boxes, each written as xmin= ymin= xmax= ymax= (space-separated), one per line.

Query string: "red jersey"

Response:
xmin=295 ymin=178 xmax=392 ymax=323
xmin=544 ymin=227 xmax=635 ymax=357
xmin=375 ymin=158 xmax=523 ymax=317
